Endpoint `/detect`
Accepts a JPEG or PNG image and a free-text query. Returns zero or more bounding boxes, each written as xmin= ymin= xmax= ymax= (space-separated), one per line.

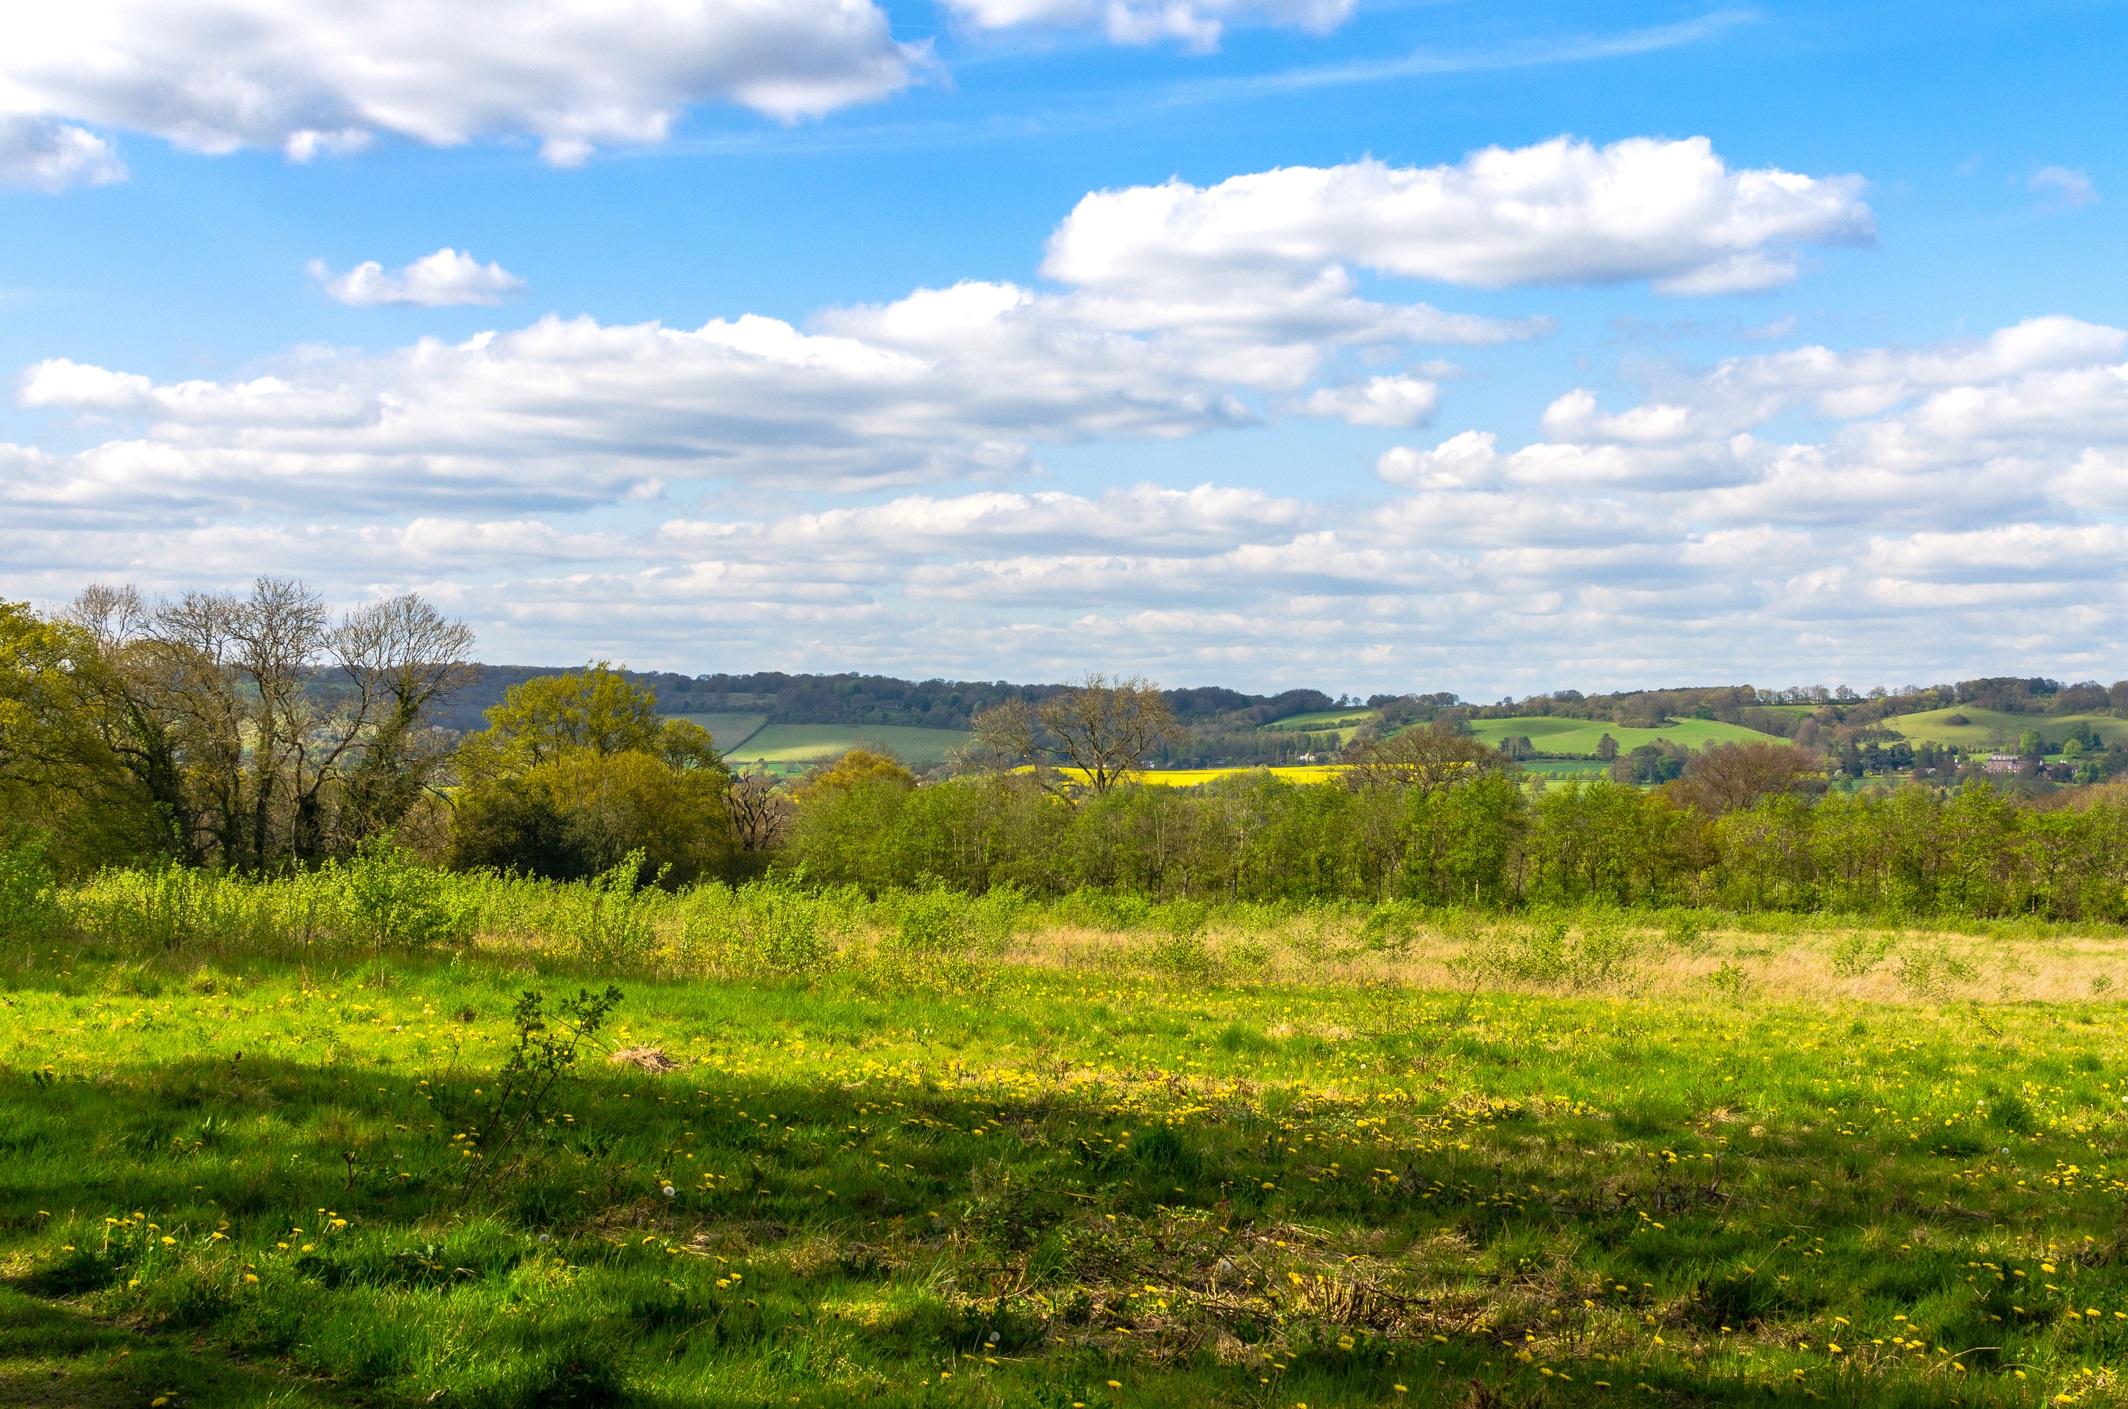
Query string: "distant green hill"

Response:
xmin=717 ymin=724 xmax=973 ymax=768
xmin=661 ymin=712 xmax=769 ymax=752
xmin=1468 ymin=716 xmax=1779 ymax=756
xmin=1880 ymin=707 xmax=2128 ymax=750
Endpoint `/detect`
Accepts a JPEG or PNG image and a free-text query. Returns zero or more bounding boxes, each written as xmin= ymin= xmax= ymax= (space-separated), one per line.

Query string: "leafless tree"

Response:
xmin=329 ymin=594 xmax=477 ymax=843
xmin=66 ymin=578 xmax=474 ymax=869
xmin=1341 ymin=720 xmax=1505 ymax=793
xmin=1664 ymin=739 xmax=1825 ymax=816
xmin=967 ymin=673 xmax=1184 ymax=795
xmin=726 ymin=770 xmax=792 ymax=853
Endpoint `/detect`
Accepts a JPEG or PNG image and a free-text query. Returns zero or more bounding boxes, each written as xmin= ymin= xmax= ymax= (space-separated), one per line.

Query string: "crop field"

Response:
xmin=1880 ymin=710 xmax=2128 ymax=751
xmin=719 ymin=725 xmax=974 ymax=768
xmin=1063 ymin=766 xmax=1349 ymax=787
xmin=8 ymin=893 xmax=2128 ymax=1409
xmin=1468 ymin=717 xmax=1778 ymax=756
xmin=1261 ymin=710 xmax=1379 ymax=741
xmin=661 ymin=712 xmax=771 ymax=752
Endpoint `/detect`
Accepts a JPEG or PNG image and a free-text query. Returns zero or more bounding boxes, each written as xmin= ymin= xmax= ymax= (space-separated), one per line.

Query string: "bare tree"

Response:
xmin=67 ymin=579 xmax=473 ymax=869
xmin=1664 ymin=740 xmax=1825 ymax=817
xmin=966 ymin=673 xmax=1184 ymax=795
xmin=329 ymin=594 xmax=477 ymax=844
xmin=726 ymin=770 xmax=793 ymax=855
xmin=1341 ymin=720 xmax=1505 ymax=793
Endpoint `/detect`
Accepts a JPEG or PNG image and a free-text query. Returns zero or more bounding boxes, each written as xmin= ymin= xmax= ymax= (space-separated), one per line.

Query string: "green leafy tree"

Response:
xmin=449 ymin=665 xmax=733 ymax=885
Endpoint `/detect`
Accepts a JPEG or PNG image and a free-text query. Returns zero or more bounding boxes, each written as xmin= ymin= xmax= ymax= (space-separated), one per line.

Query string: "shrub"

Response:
xmin=342 ymin=835 xmax=478 ymax=951
xmin=0 ymin=830 xmax=61 ymax=945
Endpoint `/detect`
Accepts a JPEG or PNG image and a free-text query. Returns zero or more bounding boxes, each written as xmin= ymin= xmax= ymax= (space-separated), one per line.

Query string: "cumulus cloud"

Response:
xmin=1301 ymin=375 xmax=1438 ymax=427
xmin=312 ymin=249 xmax=528 ymax=307
xmin=2030 ymin=165 xmax=2099 ymax=211
xmin=19 ymin=316 xmax=2128 ymax=687
xmin=17 ymin=166 xmax=1537 ymax=496
xmin=941 ymin=0 xmax=1350 ymax=51
xmin=0 ymin=115 xmax=125 ymax=190
xmin=0 ymin=0 xmax=929 ymax=168
xmin=1045 ymin=137 xmax=1874 ymax=297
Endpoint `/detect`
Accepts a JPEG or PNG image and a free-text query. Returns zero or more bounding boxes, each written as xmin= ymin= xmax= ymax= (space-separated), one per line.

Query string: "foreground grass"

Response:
xmin=4 ymin=936 xmax=2128 ymax=1407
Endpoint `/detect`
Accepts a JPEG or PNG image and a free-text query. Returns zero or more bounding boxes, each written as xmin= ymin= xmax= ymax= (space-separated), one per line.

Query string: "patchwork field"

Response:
xmin=1881 ymin=708 xmax=2128 ymax=751
xmin=719 ymin=724 xmax=974 ymax=767
xmin=1261 ymin=709 xmax=1378 ymax=740
xmin=5 ymin=909 xmax=2128 ymax=1408
xmin=1064 ymin=765 xmax=1348 ymax=786
xmin=661 ymin=712 xmax=770 ymax=752
xmin=1468 ymin=717 xmax=1779 ymax=756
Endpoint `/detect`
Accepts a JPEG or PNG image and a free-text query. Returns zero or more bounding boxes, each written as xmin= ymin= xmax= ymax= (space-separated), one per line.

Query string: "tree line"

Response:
xmin=8 ymin=583 xmax=2128 ymax=923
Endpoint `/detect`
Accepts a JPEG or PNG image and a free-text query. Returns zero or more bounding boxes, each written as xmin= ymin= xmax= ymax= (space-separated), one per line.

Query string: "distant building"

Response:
xmin=1982 ymin=754 xmax=2021 ymax=775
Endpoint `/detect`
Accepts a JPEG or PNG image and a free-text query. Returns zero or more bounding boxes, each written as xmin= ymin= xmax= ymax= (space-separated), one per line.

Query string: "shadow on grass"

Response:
xmin=0 ymin=1287 xmax=346 ymax=1407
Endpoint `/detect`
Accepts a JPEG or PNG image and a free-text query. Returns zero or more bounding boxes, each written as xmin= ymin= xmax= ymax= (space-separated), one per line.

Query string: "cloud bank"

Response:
xmin=1046 ymin=137 xmax=1875 ymax=296
xmin=0 ymin=0 xmax=930 ymax=169
xmin=941 ymin=0 xmax=1352 ymax=52
xmin=10 ymin=140 xmax=2115 ymax=690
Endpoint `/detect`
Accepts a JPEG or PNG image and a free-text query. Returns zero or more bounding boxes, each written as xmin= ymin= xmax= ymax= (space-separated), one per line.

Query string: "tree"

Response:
xmin=1596 ymin=733 xmax=1619 ymax=761
xmin=448 ymin=664 xmax=733 ymax=884
xmin=1340 ymin=721 xmax=1505 ymax=793
xmin=330 ymin=595 xmax=478 ymax=842
xmin=64 ymin=580 xmax=475 ymax=870
xmin=967 ymin=674 xmax=1184 ymax=795
xmin=1663 ymin=740 xmax=1824 ymax=817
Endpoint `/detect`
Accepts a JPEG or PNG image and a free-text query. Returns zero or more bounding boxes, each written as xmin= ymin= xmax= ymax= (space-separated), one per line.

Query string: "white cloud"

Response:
xmin=2030 ymin=165 xmax=2098 ymax=211
xmin=1301 ymin=374 xmax=1437 ymax=427
xmin=313 ymin=248 xmax=528 ymax=307
xmin=1045 ymin=137 xmax=1874 ymax=297
xmin=0 ymin=0 xmax=929 ymax=168
xmin=0 ymin=115 xmax=125 ymax=190
xmin=17 ymin=172 xmax=1535 ymax=496
xmin=941 ymin=0 xmax=1350 ymax=51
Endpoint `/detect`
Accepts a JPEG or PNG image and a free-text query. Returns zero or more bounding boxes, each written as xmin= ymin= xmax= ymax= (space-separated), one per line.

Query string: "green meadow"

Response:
xmin=6 ymin=874 xmax=2128 ymax=1408
xmin=661 ymin=713 xmax=772 ymax=753
xmin=1260 ymin=710 xmax=1379 ymax=741
xmin=1467 ymin=717 xmax=1775 ymax=756
xmin=1880 ymin=710 xmax=2128 ymax=752
xmin=717 ymin=725 xmax=974 ymax=769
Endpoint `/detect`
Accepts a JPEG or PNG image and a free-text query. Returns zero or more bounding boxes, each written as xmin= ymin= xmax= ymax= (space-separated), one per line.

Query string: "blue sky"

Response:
xmin=2 ymin=0 xmax=2125 ymax=696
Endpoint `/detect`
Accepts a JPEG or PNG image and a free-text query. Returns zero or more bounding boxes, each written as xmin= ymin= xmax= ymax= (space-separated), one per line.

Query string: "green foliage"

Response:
xmin=0 ymin=830 xmax=61 ymax=944
xmin=343 ymin=834 xmax=478 ymax=951
xmin=469 ymin=984 xmax=625 ymax=1193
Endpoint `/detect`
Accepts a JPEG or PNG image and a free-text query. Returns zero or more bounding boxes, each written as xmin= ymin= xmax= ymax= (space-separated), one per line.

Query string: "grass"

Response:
xmin=1261 ymin=709 xmax=1379 ymax=738
xmin=9 ymin=897 xmax=2128 ymax=1407
xmin=661 ymin=712 xmax=771 ymax=752
xmin=1468 ymin=717 xmax=1779 ymax=756
xmin=1880 ymin=710 xmax=2128 ymax=751
xmin=721 ymin=725 xmax=974 ymax=767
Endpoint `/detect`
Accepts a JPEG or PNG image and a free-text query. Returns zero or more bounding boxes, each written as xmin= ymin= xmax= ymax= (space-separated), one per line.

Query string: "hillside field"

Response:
xmin=6 ymin=907 xmax=2128 ymax=1407
xmin=720 ymin=723 xmax=973 ymax=767
xmin=661 ymin=711 xmax=770 ymax=752
xmin=1881 ymin=708 xmax=2128 ymax=751
xmin=1260 ymin=708 xmax=1378 ymax=741
xmin=1064 ymin=765 xmax=1347 ymax=786
xmin=1468 ymin=716 xmax=1777 ymax=756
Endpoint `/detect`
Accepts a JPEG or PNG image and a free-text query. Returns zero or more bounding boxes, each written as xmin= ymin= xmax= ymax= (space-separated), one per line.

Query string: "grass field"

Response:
xmin=1469 ymin=717 xmax=1779 ymax=756
xmin=1261 ymin=709 xmax=1378 ymax=741
xmin=8 ymin=899 xmax=2128 ymax=1408
xmin=661 ymin=712 xmax=770 ymax=752
xmin=719 ymin=725 xmax=974 ymax=767
xmin=1880 ymin=709 xmax=2128 ymax=751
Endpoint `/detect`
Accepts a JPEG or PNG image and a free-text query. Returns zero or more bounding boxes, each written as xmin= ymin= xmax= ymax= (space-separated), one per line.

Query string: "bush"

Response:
xmin=0 ymin=830 xmax=61 ymax=945
xmin=342 ymin=835 xmax=478 ymax=951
